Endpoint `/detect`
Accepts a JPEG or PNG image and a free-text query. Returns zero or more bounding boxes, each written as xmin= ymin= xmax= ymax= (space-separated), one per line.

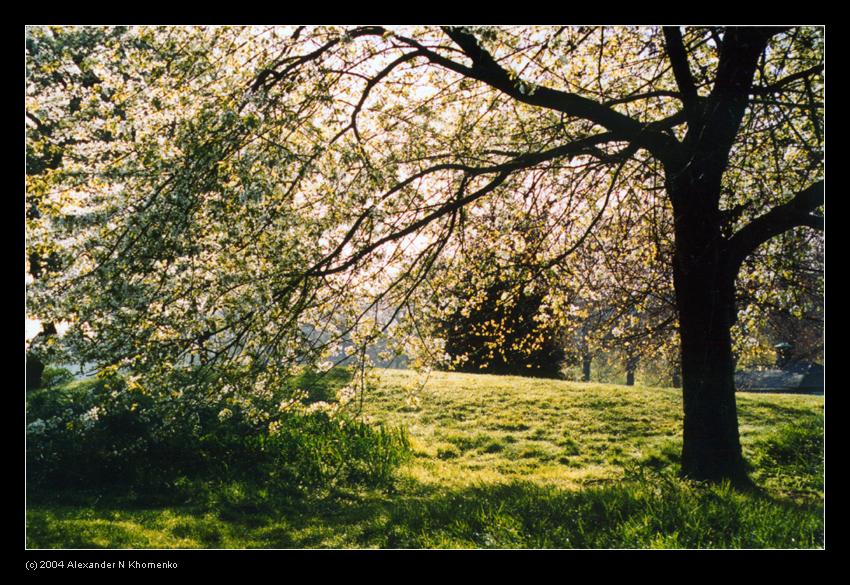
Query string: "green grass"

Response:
xmin=284 ymin=366 xmax=354 ymax=404
xmin=27 ymin=368 xmax=824 ymax=549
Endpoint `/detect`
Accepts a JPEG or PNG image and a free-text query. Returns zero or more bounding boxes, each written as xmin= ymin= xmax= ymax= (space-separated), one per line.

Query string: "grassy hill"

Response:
xmin=26 ymin=369 xmax=824 ymax=548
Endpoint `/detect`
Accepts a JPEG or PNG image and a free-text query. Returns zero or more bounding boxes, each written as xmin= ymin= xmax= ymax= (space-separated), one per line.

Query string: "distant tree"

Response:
xmin=425 ymin=199 xmax=567 ymax=378
xmin=735 ymin=227 xmax=823 ymax=367
xmin=438 ymin=270 xmax=565 ymax=378
xmin=555 ymin=183 xmax=680 ymax=387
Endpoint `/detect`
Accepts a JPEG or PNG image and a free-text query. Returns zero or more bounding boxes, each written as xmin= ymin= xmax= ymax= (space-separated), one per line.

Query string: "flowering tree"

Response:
xmin=26 ymin=25 xmax=823 ymax=483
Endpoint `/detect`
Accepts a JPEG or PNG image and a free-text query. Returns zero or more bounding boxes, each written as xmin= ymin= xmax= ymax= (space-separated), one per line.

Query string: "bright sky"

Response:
xmin=26 ymin=318 xmax=42 ymax=341
xmin=26 ymin=318 xmax=70 ymax=342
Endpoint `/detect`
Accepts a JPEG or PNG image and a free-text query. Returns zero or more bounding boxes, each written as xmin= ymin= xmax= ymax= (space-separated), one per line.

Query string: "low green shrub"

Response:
xmin=26 ymin=370 xmax=410 ymax=495
xmin=261 ymin=412 xmax=410 ymax=491
xmin=41 ymin=366 xmax=75 ymax=388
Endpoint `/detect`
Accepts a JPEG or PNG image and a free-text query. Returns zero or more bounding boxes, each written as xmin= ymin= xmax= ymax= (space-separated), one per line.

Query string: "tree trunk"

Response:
xmin=671 ymin=366 xmax=681 ymax=388
xmin=677 ymin=293 xmax=746 ymax=482
xmin=26 ymin=322 xmax=56 ymax=392
xmin=670 ymin=185 xmax=748 ymax=484
xmin=582 ymin=353 xmax=592 ymax=382
xmin=659 ymin=26 xmax=775 ymax=484
xmin=625 ymin=354 xmax=637 ymax=386
xmin=26 ymin=354 xmax=45 ymax=391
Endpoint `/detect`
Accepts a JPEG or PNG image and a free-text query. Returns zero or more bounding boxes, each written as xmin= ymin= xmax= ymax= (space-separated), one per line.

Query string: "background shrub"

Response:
xmin=40 ymin=366 xmax=75 ymax=388
xmin=26 ymin=370 xmax=410 ymax=495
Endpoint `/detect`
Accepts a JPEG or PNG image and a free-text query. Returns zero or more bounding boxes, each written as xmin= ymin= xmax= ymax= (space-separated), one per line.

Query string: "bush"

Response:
xmin=261 ymin=413 xmax=410 ymax=490
xmin=41 ymin=366 xmax=75 ymax=388
xmin=26 ymin=371 xmax=410 ymax=495
xmin=27 ymin=373 xmax=160 ymax=488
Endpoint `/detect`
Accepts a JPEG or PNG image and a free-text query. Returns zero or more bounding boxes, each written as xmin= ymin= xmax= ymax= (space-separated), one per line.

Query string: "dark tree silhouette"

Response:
xmin=438 ymin=276 xmax=566 ymax=378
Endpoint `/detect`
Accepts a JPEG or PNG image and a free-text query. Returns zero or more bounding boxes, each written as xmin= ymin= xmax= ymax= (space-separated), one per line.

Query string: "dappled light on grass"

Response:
xmin=28 ymin=368 xmax=823 ymax=549
xmin=27 ymin=470 xmax=822 ymax=549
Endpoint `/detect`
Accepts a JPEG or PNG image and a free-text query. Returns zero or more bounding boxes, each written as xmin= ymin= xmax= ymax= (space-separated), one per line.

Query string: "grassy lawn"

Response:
xmin=26 ymin=368 xmax=824 ymax=549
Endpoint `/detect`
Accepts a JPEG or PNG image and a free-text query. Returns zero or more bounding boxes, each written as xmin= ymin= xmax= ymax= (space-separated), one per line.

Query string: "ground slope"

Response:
xmin=27 ymin=369 xmax=824 ymax=548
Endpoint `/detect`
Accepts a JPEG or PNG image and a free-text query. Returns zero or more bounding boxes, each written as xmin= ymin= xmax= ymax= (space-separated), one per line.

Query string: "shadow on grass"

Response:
xmin=27 ymin=468 xmax=823 ymax=549
xmin=27 ymin=404 xmax=824 ymax=549
xmin=737 ymin=399 xmax=823 ymax=424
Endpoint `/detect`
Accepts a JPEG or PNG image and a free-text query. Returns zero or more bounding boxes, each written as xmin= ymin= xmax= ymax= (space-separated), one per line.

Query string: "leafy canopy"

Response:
xmin=26 ymin=25 xmax=823 ymax=398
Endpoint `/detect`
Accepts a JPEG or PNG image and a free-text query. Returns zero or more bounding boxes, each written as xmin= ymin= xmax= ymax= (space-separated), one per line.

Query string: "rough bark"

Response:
xmin=676 ymin=270 xmax=746 ymax=483
xmin=669 ymin=172 xmax=748 ymax=483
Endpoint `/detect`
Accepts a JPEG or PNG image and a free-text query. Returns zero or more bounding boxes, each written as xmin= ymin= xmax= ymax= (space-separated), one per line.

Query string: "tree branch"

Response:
xmin=680 ymin=27 xmax=775 ymax=175
xmin=662 ymin=27 xmax=700 ymax=122
xmin=603 ymin=90 xmax=682 ymax=107
xmin=337 ymin=50 xmax=424 ymax=142
xmin=750 ymin=62 xmax=823 ymax=96
xmin=727 ymin=179 xmax=824 ymax=272
xmin=437 ymin=27 xmax=680 ymax=162
xmin=306 ymin=132 xmax=618 ymax=277
xmin=251 ymin=26 xmax=387 ymax=92
xmin=307 ymin=171 xmax=510 ymax=277
xmin=252 ymin=26 xmax=683 ymax=161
